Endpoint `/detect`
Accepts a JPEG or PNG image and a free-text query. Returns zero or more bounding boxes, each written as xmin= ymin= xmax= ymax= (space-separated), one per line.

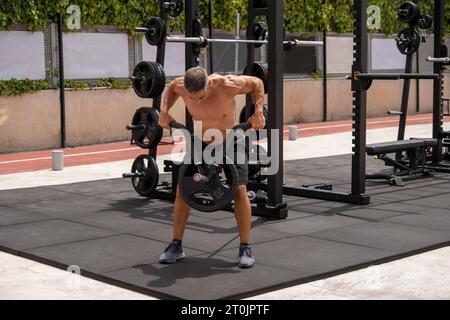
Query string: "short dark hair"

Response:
xmin=184 ymin=67 xmax=208 ymax=93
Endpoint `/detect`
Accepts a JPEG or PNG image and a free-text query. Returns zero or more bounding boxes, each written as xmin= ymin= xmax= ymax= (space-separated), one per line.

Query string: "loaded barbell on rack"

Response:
xmin=136 ymin=18 xmax=323 ymax=48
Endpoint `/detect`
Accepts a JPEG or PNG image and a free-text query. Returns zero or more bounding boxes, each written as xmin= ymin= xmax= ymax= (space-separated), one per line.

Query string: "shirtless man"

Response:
xmin=158 ymin=66 xmax=265 ymax=268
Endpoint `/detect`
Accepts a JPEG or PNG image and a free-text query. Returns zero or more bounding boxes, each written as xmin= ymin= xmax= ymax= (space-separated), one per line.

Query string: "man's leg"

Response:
xmin=233 ymin=184 xmax=252 ymax=244
xmin=172 ymin=186 xmax=191 ymax=240
xmin=159 ymin=186 xmax=190 ymax=264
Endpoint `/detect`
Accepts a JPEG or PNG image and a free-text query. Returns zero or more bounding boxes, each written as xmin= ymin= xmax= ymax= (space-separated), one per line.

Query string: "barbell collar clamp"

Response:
xmin=193 ymin=173 xmax=210 ymax=184
xmin=427 ymin=56 xmax=450 ymax=64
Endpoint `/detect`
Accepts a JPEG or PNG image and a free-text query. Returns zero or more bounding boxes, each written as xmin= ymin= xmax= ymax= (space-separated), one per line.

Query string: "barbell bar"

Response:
xmin=355 ymin=72 xmax=440 ymax=80
xmin=426 ymin=56 xmax=450 ymax=64
xmin=135 ymin=27 xmax=323 ymax=47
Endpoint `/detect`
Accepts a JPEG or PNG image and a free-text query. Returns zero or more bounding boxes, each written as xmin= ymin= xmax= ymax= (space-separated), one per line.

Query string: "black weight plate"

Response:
xmin=192 ymin=18 xmax=203 ymax=37
xmin=243 ymin=62 xmax=268 ymax=93
xmin=178 ymin=159 xmax=238 ymax=212
xmin=145 ymin=17 xmax=166 ymax=46
xmin=417 ymin=14 xmax=433 ymax=30
xmin=168 ymin=0 xmax=183 ymax=17
xmin=398 ymin=2 xmax=420 ymax=25
xmin=132 ymin=61 xmax=166 ymax=99
xmin=396 ymin=28 xmax=420 ymax=55
xmin=131 ymin=155 xmax=159 ymax=197
xmin=442 ymin=44 xmax=449 ymax=65
xmin=151 ymin=62 xmax=167 ymax=98
xmin=131 ymin=107 xmax=163 ymax=149
xmin=146 ymin=108 xmax=163 ymax=148
xmin=253 ymin=22 xmax=266 ymax=48
xmin=239 ymin=104 xmax=269 ymax=129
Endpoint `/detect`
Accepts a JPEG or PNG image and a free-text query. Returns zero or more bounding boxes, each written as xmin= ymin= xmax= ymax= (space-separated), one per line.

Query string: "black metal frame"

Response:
xmin=131 ymin=0 xmax=376 ymax=221
xmin=134 ymin=0 xmax=450 ymax=219
xmin=352 ymin=0 xmax=450 ymax=183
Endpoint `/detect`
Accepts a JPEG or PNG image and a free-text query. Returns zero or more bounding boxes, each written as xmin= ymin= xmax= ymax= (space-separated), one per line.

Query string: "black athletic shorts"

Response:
xmin=202 ymin=140 xmax=248 ymax=186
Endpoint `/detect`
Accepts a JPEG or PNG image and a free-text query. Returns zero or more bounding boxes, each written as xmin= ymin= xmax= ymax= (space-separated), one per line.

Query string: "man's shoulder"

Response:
xmin=211 ymin=74 xmax=244 ymax=87
xmin=171 ymin=77 xmax=186 ymax=93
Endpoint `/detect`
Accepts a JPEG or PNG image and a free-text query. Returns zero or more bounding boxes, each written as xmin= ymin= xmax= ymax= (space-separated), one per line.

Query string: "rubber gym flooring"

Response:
xmin=1 ymin=154 xmax=450 ymax=299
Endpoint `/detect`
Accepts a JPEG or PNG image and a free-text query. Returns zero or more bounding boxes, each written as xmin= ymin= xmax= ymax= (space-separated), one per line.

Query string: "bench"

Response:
xmin=366 ymin=138 xmax=437 ymax=186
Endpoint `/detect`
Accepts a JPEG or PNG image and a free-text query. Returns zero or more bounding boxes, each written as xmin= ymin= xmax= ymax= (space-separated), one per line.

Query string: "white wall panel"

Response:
xmin=0 ymin=31 xmax=46 ymax=80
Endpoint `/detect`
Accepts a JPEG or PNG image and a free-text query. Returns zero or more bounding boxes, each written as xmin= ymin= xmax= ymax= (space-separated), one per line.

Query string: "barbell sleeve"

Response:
xmin=135 ymin=27 xmax=149 ymax=33
xmin=426 ymin=56 xmax=450 ymax=64
xmin=287 ymin=39 xmax=324 ymax=47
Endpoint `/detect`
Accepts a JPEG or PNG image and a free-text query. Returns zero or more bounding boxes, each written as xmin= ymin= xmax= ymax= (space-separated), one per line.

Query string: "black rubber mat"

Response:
xmin=0 ymin=155 xmax=449 ymax=299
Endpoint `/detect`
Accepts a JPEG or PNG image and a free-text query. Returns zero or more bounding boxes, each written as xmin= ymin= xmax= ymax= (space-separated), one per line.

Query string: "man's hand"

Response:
xmin=248 ymin=109 xmax=266 ymax=130
xmin=158 ymin=110 xmax=173 ymax=129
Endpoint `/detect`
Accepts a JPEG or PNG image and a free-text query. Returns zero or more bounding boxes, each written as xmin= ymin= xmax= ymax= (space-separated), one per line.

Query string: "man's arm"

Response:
xmin=226 ymin=75 xmax=265 ymax=114
xmin=159 ymin=77 xmax=183 ymax=128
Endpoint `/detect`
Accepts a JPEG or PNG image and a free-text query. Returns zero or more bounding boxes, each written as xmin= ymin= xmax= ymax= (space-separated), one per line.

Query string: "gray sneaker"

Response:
xmin=238 ymin=244 xmax=254 ymax=269
xmin=159 ymin=241 xmax=185 ymax=264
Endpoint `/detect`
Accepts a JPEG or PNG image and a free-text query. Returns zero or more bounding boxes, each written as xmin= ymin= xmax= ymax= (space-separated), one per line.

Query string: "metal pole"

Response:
xmin=57 ymin=13 xmax=66 ymax=148
xmin=351 ymin=0 xmax=368 ymax=196
xmin=267 ymin=0 xmax=284 ymax=209
xmin=207 ymin=0 xmax=214 ymax=73
xmin=432 ymin=0 xmax=445 ymax=164
xmin=416 ymin=50 xmax=420 ymax=112
xmin=235 ymin=13 xmax=240 ymax=75
xmin=397 ymin=54 xmax=414 ymax=142
xmin=322 ymin=0 xmax=328 ymax=122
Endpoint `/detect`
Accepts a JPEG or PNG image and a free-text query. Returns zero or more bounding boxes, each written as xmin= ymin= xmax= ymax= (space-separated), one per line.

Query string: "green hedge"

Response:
xmin=0 ymin=1 xmax=448 ymax=35
xmin=0 ymin=78 xmax=131 ymax=96
xmin=0 ymin=79 xmax=49 ymax=96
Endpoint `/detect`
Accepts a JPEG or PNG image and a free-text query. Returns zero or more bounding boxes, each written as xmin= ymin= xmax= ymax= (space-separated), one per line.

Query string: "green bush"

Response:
xmin=64 ymin=79 xmax=90 ymax=90
xmin=0 ymin=1 xmax=448 ymax=34
xmin=0 ymin=78 xmax=49 ymax=96
xmin=98 ymin=77 xmax=131 ymax=89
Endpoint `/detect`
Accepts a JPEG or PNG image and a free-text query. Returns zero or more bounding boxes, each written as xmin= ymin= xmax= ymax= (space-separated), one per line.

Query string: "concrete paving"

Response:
xmin=0 ymin=122 xmax=449 ymax=299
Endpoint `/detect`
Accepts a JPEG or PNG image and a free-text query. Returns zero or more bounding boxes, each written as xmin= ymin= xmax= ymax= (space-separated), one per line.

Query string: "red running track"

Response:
xmin=0 ymin=113 xmax=445 ymax=175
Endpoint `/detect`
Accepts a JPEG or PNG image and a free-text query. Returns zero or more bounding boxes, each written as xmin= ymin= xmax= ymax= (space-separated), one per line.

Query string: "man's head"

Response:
xmin=184 ymin=67 xmax=209 ymax=101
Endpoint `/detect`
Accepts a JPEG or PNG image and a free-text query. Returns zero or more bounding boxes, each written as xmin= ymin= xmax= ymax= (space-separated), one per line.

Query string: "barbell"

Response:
xmin=135 ymin=26 xmax=323 ymax=48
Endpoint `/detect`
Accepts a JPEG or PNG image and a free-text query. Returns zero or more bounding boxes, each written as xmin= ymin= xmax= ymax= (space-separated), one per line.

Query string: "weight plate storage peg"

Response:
xmin=145 ymin=17 xmax=167 ymax=46
xmin=178 ymin=160 xmax=239 ymax=212
xmin=396 ymin=28 xmax=421 ymax=55
xmin=129 ymin=107 xmax=163 ymax=149
xmin=132 ymin=61 xmax=166 ymax=98
xmin=130 ymin=155 xmax=159 ymax=197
